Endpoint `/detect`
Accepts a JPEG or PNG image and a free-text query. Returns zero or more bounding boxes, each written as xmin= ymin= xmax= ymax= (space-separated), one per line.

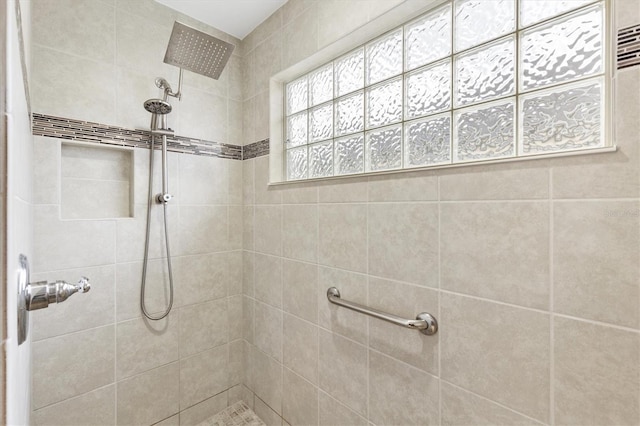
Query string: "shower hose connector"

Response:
xmin=157 ymin=193 xmax=173 ymax=204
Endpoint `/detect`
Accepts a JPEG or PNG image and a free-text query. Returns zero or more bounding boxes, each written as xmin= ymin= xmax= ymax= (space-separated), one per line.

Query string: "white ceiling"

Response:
xmin=154 ymin=0 xmax=289 ymax=40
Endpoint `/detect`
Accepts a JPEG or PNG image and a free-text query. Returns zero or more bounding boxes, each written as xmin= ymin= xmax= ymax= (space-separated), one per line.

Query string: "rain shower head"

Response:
xmin=164 ymin=21 xmax=235 ymax=80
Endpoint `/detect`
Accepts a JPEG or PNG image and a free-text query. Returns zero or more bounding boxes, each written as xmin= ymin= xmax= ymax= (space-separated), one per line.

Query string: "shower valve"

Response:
xmin=24 ymin=276 xmax=91 ymax=311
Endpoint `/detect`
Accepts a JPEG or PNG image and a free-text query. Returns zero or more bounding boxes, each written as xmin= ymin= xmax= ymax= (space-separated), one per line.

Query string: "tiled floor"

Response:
xmin=197 ymin=401 xmax=266 ymax=426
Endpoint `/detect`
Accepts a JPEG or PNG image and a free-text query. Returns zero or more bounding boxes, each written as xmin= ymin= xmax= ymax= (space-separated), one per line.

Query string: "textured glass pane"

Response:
xmin=335 ymin=134 xmax=364 ymax=175
xmin=366 ymin=77 xmax=402 ymax=129
xmin=335 ymin=91 xmax=364 ymax=137
xmin=454 ymin=0 xmax=515 ymax=52
xmin=366 ymin=125 xmax=402 ymax=171
xmin=521 ymin=79 xmax=602 ymax=154
xmin=520 ymin=0 xmax=591 ymax=27
xmin=521 ymin=4 xmax=603 ymax=91
xmin=286 ymin=112 xmax=307 ymax=147
xmin=309 ymin=64 xmax=333 ymax=107
xmin=287 ymin=147 xmax=307 ymax=180
xmin=405 ymin=4 xmax=452 ymax=70
xmin=366 ymin=29 xmax=403 ymax=85
xmin=405 ymin=114 xmax=452 ymax=167
xmin=406 ymin=60 xmax=451 ymax=119
xmin=309 ymin=141 xmax=334 ymax=178
xmin=455 ymin=36 xmax=515 ymax=107
xmin=286 ymin=77 xmax=307 ymax=115
xmin=454 ymin=100 xmax=515 ymax=161
xmin=335 ymin=48 xmax=364 ymax=97
xmin=309 ymin=103 xmax=333 ymax=142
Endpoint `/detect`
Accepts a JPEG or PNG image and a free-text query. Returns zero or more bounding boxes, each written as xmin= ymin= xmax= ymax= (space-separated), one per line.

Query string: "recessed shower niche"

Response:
xmin=60 ymin=142 xmax=133 ymax=219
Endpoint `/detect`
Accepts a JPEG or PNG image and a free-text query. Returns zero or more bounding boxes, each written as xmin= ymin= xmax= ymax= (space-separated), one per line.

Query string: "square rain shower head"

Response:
xmin=163 ymin=21 xmax=235 ymax=80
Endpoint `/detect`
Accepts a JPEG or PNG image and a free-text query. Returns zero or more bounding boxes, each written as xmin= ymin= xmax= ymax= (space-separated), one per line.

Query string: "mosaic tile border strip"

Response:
xmin=32 ymin=113 xmax=243 ymax=160
xmin=617 ymin=24 xmax=640 ymax=70
xmin=243 ymin=139 xmax=270 ymax=160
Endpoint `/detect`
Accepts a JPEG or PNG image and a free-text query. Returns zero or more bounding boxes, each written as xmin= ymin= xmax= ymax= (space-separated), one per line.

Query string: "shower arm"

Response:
xmin=165 ymin=69 xmax=183 ymax=101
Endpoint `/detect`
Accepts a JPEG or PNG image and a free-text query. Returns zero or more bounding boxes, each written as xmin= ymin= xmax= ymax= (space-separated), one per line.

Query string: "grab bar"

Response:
xmin=326 ymin=287 xmax=438 ymax=335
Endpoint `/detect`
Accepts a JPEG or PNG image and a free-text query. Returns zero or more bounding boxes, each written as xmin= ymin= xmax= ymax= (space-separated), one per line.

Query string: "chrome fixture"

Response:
xmin=140 ymin=21 xmax=234 ymax=321
xmin=326 ymin=287 xmax=438 ymax=335
xmin=17 ymin=254 xmax=91 ymax=345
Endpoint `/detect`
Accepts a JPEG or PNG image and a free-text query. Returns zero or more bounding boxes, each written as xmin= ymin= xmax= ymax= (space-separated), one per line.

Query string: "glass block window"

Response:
xmin=284 ymin=0 xmax=607 ymax=181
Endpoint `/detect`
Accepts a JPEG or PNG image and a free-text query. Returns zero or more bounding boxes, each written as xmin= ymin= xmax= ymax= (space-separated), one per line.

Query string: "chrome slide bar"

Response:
xmin=326 ymin=287 xmax=438 ymax=335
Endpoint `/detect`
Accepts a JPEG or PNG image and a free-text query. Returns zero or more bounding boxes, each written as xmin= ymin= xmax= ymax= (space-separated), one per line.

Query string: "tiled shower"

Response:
xmin=4 ymin=0 xmax=640 ymax=425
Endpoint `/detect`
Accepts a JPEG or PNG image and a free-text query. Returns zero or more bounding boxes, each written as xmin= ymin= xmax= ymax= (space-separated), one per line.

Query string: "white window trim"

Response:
xmin=269 ymin=0 xmax=616 ymax=185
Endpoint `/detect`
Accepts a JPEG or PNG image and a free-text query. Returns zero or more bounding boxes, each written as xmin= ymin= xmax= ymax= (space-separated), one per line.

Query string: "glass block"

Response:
xmin=366 ymin=77 xmax=402 ymax=129
xmin=520 ymin=78 xmax=602 ymax=155
xmin=366 ymin=29 xmax=403 ymax=85
xmin=520 ymin=0 xmax=591 ymax=27
xmin=335 ymin=48 xmax=364 ymax=97
xmin=454 ymin=99 xmax=515 ymax=161
xmin=520 ymin=4 xmax=603 ymax=91
xmin=309 ymin=141 xmax=334 ymax=178
xmin=405 ymin=114 xmax=452 ymax=167
xmin=365 ymin=125 xmax=402 ymax=172
xmin=335 ymin=134 xmax=365 ymax=175
xmin=335 ymin=91 xmax=364 ymax=137
xmin=286 ymin=76 xmax=307 ymax=115
xmin=405 ymin=4 xmax=452 ymax=70
xmin=406 ymin=60 xmax=451 ymax=120
xmin=455 ymin=36 xmax=515 ymax=107
xmin=309 ymin=64 xmax=333 ymax=107
xmin=309 ymin=103 xmax=333 ymax=142
xmin=454 ymin=0 xmax=515 ymax=52
xmin=287 ymin=146 xmax=307 ymax=180
xmin=286 ymin=111 xmax=307 ymax=148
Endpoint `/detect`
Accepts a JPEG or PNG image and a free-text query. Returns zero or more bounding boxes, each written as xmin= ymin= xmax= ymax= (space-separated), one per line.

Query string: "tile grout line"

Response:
xmin=549 ymin=168 xmax=555 ymax=426
xmin=437 ymin=174 xmax=443 ymax=426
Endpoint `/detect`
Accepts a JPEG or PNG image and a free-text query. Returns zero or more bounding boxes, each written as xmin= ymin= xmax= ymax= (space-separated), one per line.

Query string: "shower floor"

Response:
xmin=197 ymin=401 xmax=265 ymax=426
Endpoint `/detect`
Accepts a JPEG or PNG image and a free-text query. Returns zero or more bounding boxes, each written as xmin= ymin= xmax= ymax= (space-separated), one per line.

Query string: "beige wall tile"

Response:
xmin=281 ymin=183 xmax=318 ymax=204
xmin=243 ymin=160 xmax=255 ymax=205
xmin=180 ymin=345 xmax=229 ymax=410
xmin=254 ymin=34 xmax=283 ymax=95
xmin=155 ymin=414 xmax=180 ymax=426
xmin=178 ymin=155 xmax=229 ymax=205
xmin=244 ymin=296 xmax=255 ymax=344
xmin=282 ymin=4 xmax=319 ymax=69
xmin=178 ymin=206 xmax=228 ymax=255
xmin=554 ymin=201 xmax=640 ymax=328
xmin=368 ymin=277 xmax=438 ymax=374
xmin=243 ymin=251 xmax=255 ymax=297
xmin=229 ymin=159 xmax=244 ymax=205
xmin=176 ymin=90 xmax=228 ymax=143
xmin=31 ymin=265 xmax=115 ymax=341
xmin=283 ymin=368 xmax=319 ymax=426
xmin=283 ymin=259 xmax=318 ymax=323
xmin=228 ymin=384 xmax=243 ymax=405
xmin=318 ymin=204 xmax=367 ymax=273
xmin=318 ymin=178 xmax=368 ymax=203
xmin=243 ymin=206 xmax=255 ymax=250
xmin=369 ymin=350 xmax=439 ymax=426
xmin=244 ymin=8 xmax=283 ymax=54
xmin=116 ymin=259 xmax=173 ymax=322
xmin=283 ymin=204 xmax=318 ymax=263
xmin=368 ymin=172 xmax=438 ymax=201
xmin=116 ymin=315 xmax=178 ymax=380
xmin=116 ymin=204 xmax=179 ymax=263
xmin=179 ymin=299 xmax=228 ymax=357
xmin=61 ymin=178 xmax=130 ymax=219
xmin=254 ymin=397 xmax=284 ymax=426
xmin=32 ymin=385 xmax=115 ymax=426
xmin=318 ymin=330 xmax=367 ymax=416
xmin=229 ymin=251 xmax=243 ymax=295
xmin=179 ymin=392 xmax=228 ymax=426
xmin=32 ymin=326 xmax=115 ymax=409
xmin=174 ymin=253 xmax=228 ymax=308
xmin=228 ymin=295 xmax=243 ymax=341
xmin=282 ymin=0 xmax=317 ymax=23
xmin=229 ymin=340 xmax=244 ymax=386
xmin=319 ymin=391 xmax=367 ymax=426
xmin=255 ymin=156 xmax=282 ymax=204
xmin=62 ymin=144 xmax=130 ymax=180
xmin=242 ymin=385 xmax=255 ymax=409
xmin=133 ymin=149 xmax=179 ymax=206
xmin=368 ymin=203 xmax=438 ymax=286
xmin=441 ymin=382 xmax=541 ymax=426
xmin=616 ymin=0 xmax=640 ymax=29
xmin=254 ymin=301 xmax=284 ymax=362
xmin=317 ymin=0 xmax=369 ymax=48
xmin=441 ymin=202 xmax=550 ymax=309
xmin=33 ymin=137 xmax=60 ymax=205
xmin=318 ymin=267 xmax=368 ymax=344
xmin=252 ymin=346 xmax=283 ymax=415
xmin=441 ymin=293 xmax=550 ymax=422
xmin=255 ymin=253 xmax=283 ymax=308
xmin=439 ymin=165 xmax=549 ymax=200
xmin=117 ymin=363 xmax=180 ymax=425
xmin=255 ymin=205 xmax=283 ymax=256
xmin=554 ymin=317 xmax=640 ymax=425
xmin=33 ymin=205 xmax=116 ymax=272
xmin=284 ymin=314 xmax=319 ymax=384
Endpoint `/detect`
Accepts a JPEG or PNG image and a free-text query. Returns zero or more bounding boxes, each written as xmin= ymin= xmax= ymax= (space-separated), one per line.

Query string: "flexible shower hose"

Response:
xmin=140 ymin=134 xmax=174 ymax=320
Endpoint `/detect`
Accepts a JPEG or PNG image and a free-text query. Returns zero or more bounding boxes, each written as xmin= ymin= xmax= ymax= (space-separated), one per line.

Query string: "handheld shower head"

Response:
xmin=144 ymin=98 xmax=172 ymax=114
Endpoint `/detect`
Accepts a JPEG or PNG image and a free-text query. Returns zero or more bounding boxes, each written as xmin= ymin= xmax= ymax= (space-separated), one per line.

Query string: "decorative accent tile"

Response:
xmin=32 ymin=113 xmax=243 ymax=160
xmin=197 ymin=401 xmax=265 ymax=426
xmin=243 ymin=139 xmax=270 ymax=160
xmin=617 ymin=24 xmax=640 ymax=70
